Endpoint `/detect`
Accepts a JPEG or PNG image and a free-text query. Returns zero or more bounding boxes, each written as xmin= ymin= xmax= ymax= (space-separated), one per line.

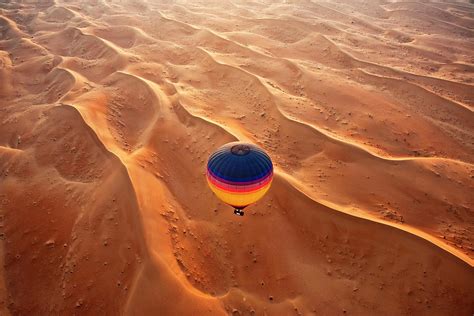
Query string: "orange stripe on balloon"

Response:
xmin=207 ymin=178 xmax=272 ymax=196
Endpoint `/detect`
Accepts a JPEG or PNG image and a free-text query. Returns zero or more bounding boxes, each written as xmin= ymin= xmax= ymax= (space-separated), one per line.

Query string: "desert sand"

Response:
xmin=0 ymin=0 xmax=473 ymax=314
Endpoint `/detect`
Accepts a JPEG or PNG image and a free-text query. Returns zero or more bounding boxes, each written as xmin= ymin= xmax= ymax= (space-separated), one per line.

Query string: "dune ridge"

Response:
xmin=1 ymin=0 xmax=473 ymax=314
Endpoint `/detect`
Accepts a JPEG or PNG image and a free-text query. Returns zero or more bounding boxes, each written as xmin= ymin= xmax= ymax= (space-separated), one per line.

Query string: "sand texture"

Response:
xmin=1 ymin=0 xmax=473 ymax=315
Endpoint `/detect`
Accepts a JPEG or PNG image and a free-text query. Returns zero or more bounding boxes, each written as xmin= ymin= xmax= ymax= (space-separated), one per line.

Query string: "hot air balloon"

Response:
xmin=206 ymin=142 xmax=273 ymax=216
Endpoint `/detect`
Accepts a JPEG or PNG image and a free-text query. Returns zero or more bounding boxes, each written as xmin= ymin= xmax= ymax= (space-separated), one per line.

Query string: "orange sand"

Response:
xmin=0 ymin=0 xmax=473 ymax=314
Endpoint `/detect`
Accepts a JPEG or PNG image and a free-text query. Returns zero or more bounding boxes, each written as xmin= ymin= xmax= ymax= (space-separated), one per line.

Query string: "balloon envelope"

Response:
xmin=206 ymin=142 xmax=273 ymax=209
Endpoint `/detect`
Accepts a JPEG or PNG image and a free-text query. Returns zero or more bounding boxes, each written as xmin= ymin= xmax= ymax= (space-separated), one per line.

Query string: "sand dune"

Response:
xmin=1 ymin=0 xmax=473 ymax=314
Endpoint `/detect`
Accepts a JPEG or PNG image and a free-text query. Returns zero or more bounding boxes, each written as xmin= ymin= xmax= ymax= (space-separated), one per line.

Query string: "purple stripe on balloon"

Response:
xmin=207 ymin=168 xmax=273 ymax=186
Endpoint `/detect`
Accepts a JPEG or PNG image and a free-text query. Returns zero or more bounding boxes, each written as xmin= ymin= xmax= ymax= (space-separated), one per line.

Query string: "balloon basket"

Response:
xmin=233 ymin=209 xmax=245 ymax=216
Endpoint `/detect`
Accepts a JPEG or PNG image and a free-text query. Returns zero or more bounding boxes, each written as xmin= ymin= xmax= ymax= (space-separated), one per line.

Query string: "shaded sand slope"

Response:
xmin=0 ymin=0 xmax=473 ymax=315
xmin=0 ymin=104 xmax=147 ymax=314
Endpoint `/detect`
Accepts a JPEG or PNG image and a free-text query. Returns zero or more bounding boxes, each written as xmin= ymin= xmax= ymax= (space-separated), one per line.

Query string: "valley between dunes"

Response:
xmin=0 ymin=0 xmax=473 ymax=315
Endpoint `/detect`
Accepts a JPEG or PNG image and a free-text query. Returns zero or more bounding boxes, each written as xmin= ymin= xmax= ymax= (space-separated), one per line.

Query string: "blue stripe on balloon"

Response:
xmin=208 ymin=154 xmax=272 ymax=176
xmin=207 ymin=143 xmax=273 ymax=182
xmin=208 ymin=157 xmax=272 ymax=182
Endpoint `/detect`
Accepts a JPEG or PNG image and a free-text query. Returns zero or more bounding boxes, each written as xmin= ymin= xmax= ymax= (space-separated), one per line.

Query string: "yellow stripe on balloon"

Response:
xmin=207 ymin=178 xmax=272 ymax=208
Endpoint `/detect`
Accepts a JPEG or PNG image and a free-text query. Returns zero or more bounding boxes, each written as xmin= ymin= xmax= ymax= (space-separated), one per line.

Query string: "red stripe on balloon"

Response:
xmin=208 ymin=180 xmax=271 ymax=194
xmin=207 ymin=173 xmax=272 ymax=193
xmin=207 ymin=171 xmax=272 ymax=190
